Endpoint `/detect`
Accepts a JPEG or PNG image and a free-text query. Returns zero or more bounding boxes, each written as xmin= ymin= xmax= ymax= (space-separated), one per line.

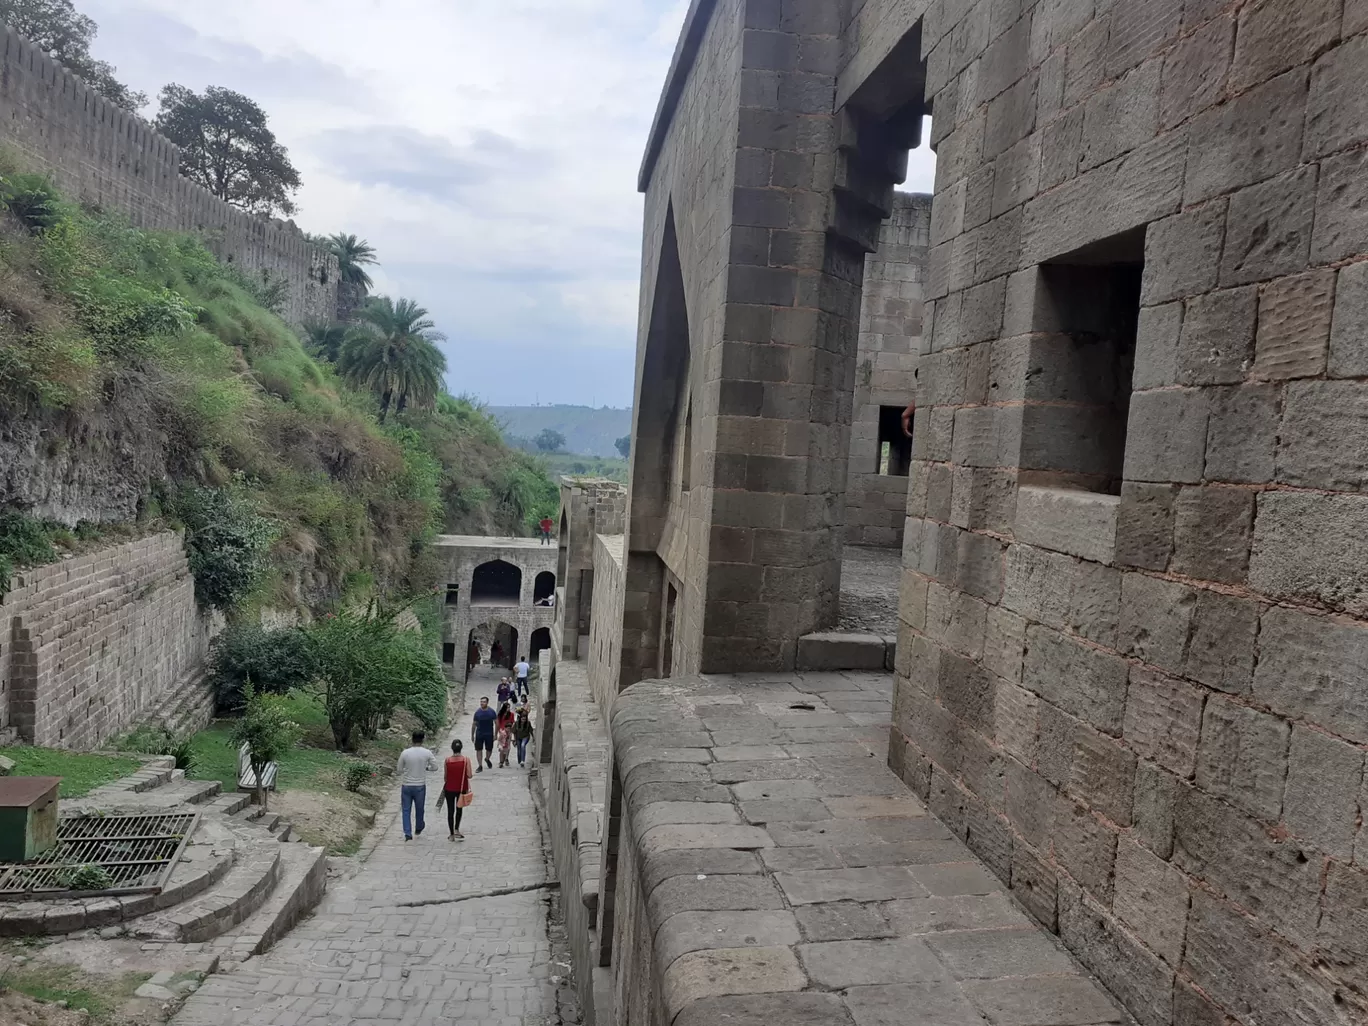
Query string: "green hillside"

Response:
xmin=489 ymin=404 xmax=632 ymax=458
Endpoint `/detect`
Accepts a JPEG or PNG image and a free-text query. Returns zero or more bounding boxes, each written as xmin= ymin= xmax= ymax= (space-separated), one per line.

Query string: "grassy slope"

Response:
xmin=3 ymin=748 xmax=140 ymax=797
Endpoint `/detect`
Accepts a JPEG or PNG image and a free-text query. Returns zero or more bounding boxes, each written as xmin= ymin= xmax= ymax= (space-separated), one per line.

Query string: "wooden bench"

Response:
xmin=236 ymin=742 xmax=278 ymax=793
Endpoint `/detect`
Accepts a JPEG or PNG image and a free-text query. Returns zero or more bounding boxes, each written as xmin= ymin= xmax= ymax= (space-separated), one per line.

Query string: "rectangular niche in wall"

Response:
xmin=445 ymin=584 xmax=459 ymax=606
xmin=441 ymin=643 xmax=456 ymax=665
xmin=1025 ymin=228 xmax=1145 ymax=495
xmin=877 ymin=405 xmax=912 ymax=476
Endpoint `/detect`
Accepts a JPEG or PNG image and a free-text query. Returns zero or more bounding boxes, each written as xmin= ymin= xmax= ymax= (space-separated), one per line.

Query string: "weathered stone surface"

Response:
xmin=1253 ymin=606 xmax=1368 ymax=744
xmin=1329 ymin=260 xmax=1368 ymax=377
xmin=1230 ymin=0 xmax=1338 ymax=91
xmin=926 ymin=927 xmax=1076 ymax=980
xmin=793 ymin=902 xmax=891 ymax=942
xmin=1142 ymin=199 xmax=1225 ymax=304
xmin=1184 ymin=68 xmax=1306 ymax=204
xmin=1161 ymin=14 xmax=1233 ymax=128
xmin=964 ymin=975 xmax=1126 ymax=1026
xmin=1276 ymin=380 xmax=1368 ymax=492
xmin=1220 ymin=166 xmax=1317 ymax=287
xmin=658 ymin=910 xmax=802 ymax=970
xmin=1313 ymin=147 xmax=1368 ymax=265
xmin=1115 ymin=482 xmax=1177 ymax=571
xmin=1118 ymin=573 xmax=1195 ymax=676
xmin=1112 ymin=838 xmax=1188 ymax=966
xmin=1194 ymin=694 xmax=1290 ymax=821
xmin=1170 ymin=485 xmax=1254 ymax=585
xmin=1250 ymin=490 xmax=1368 ymax=616
xmin=776 ymin=867 xmax=927 ymax=905
xmin=1124 ymin=389 xmax=1209 ymax=483
xmin=1069 ymin=727 xmax=1136 ymax=827
xmin=1022 ymin=625 xmax=1128 ymax=735
xmin=842 ymin=982 xmax=985 ymax=1026
xmin=1132 ymin=763 xmax=1179 ymax=860
xmin=1133 ymin=300 xmax=1182 ymax=390
xmin=1318 ymin=861 xmax=1368 ymax=994
xmin=1013 ymin=486 xmax=1118 ymax=565
xmin=798 ymin=937 xmax=949 ymax=989
xmin=1055 ymin=801 xmax=1118 ymax=904
xmin=1282 ymin=725 xmax=1364 ymax=858
xmin=1204 ymin=384 xmax=1280 ymax=484
xmin=1057 ymin=880 xmax=1175 ymax=1026
xmin=675 ymin=993 xmax=854 ymax=1026
xmin=1184 ymin=589 xmax=1259 ymax=694
xmin=1009 ymin=843 xmax=1059 ymax=931
xmin=1178 ymin=285 xmax=1256 ymax=385
xmin=1123 ymin=667 xmax=1204 ymax=778
xmin=1253 ymin=269 xmax=1335 ymax=380
xmin=662 ymin=947 xmax=806 ymax=1019
xmin=1305 ymin=33 xmax=1368 ymax=158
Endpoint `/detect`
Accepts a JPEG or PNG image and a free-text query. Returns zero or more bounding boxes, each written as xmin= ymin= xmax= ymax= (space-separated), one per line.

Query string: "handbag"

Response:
xmin=457 ymin=790 xmax=474 ymax=808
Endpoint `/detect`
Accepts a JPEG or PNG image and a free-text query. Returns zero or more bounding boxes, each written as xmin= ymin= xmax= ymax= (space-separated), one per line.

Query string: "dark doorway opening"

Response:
xmin=467 ymin=622 xmax=518 ymax=679
xmin=530 ymin=626 xmax=551 ymax=663
xmin=877 ymin=405 xmax=913 ymax=476
xmin=534 ymin=571 xmax=556 ymax=605
xmin=444 ymin=583 xmax=459 ymax=606
xmin=441 ymin=642 xmax=455 ymax=665
xmin=471 ymin=560 xmax=522 ymax=606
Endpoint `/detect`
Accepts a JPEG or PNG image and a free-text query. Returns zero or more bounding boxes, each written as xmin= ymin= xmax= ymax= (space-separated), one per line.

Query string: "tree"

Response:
xmin=337 ymin=296 xmax=447 ymax=423
xmin=534 ymin=428 xmax=565 ymax=453
xmin=614 ymin=435 xmax=631 ymax=459
xmin=228 ymin=682 xmax=301 ymax=812
xmin=0 ymin=0 xmax=146 ymax=111
xmin=302 ymin=320 xmax=347 ymax=363
xmin=327 ymin=233 xmax=377 ymax=321
xmin=154 ymin=84 xmax=302 ymax=217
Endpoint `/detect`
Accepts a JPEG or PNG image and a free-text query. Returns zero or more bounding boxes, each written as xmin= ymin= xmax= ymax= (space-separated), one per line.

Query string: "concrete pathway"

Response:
xmin=173 ymin=665 xmax=564 ymax=1026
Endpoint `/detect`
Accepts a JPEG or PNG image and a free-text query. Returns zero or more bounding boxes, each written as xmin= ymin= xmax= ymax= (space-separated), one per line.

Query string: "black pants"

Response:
xmin=441 ymin=790 xmax=465 ymax=834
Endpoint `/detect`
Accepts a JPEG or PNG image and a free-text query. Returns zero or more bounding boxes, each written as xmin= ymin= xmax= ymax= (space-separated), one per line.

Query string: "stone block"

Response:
xmin=1253 ymin=606 xmax=1368 ymax=744
xmin=1282 ymin=725 xmax=1364 ymax=859
xmin=1057 ymin=879 xmax=1174 ymax=1026
xmin=1114 ymin=482 xmax=1176 ymax=571
xmin=1204 ymin=384 xmax=1279 ymax=484
xmin=1056 ymin=800 xmax=1119 ymax=904
xmin=1174 ymin=785 xmax=1321 ymax=948
xmin=797 ymin=937 xmax=950 ymax=989
xmin=1123 ymin=667 xmax=1204 ymax=778
xmin=1068 ymin=562 xmax=1121 ymax=649
xmin=1008 ymin=842 xmax=1058 ymax=931
xmin=1141 ymin=199 xmax=1225 ymax=305
xmin=1250 ymin=489 xmax=1368 ymax=616
xmin=994 ymin=681 xmax=1038 ymax=767
xmin=1069 ymin=727 xmax=1136 ymax=827
xmin=1183 ymin=68 xmax=1307 ymax=204
xmin=1118 ymin=573 xmax=1195 ymax=675
xmin=658 ymin=910 xmax=802 ymax=969
xmin=1113 ymin=838 xmax=1189 ymax=966
xmin=1132 ymin=300 xmax=1182 ymax=390
xmin=1013 ymin=486 xmax=1118 ymax=565
xmin=926 ymin=928 xmax=1076 ymax=980
xmin=796 ymin=633 xmax=887 ymax=671
xmin=1037 ymin=700 xmax=1077 ymax=788
xmin=842 ymin=981 xmax=985 ymax=1026
xmin=1170 ymin=485 xmax=1254 ymax=585
xmin=776 ymin=867 xmax=927 ymax=905
xmin=968 ymin=975 xmax=1127 ymax=1025
xmin=1194 ymin=694 xmax=1290 ymax=821
xmin=1253 ymin=269 xmax=1335 ymax=380
xmin=1329 ymin=260 xmax=1368 ymax=377
xmin=1022 ymin=624 xmax=1128 ymax=735
xmin=1231 ymin=0 xmax=1338 ymax=92
xmin=1276 ymin=379 xmax=1368 ymax=491
xmin=1005 ymin=758 xmax=1059 ymax=852
xmin=1305 ymin=33 xmax=1368 ymax=158
xmin=1177 ymin=285 xmax=1256 ymax=385
xmin=936 ymin=649 xmax=996 ymax=733
xmin=956 ymin=530 xmax=1005 ymax=603
xmin=1318 ymin=861 xmax=1368 ymax=995
xmin=1184 ymin=890 xmax=1357 ymax=1026
xmin=1078 ymin=60 xmax=1161 ymax=173
xmin=1132 ymin=762 xmax=1178 ymax=859
xmin=1219 ymin=166 xmax=1317 ymax=286
xmin=1160 ymin=14 xmax=1233 ymax=128
xmin=662 ymin=947 xmax=806 ymax=1020
xmin=674 ymin=993 xmax=853 ymax=1026
xmin=1184 ymin=590 xmax=1258 ymax=694
xmin=1314 ymin=146 xmax=1368 ymax=266
xmin=1349 ymin=0 xmax=1368 ymax=34
xmin=1123 ymin=389 xmax=1208 ymax=484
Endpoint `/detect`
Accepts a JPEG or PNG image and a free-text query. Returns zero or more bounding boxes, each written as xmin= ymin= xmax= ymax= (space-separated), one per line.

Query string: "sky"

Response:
xmin=82 ymin=0 xmax=936 ymax=407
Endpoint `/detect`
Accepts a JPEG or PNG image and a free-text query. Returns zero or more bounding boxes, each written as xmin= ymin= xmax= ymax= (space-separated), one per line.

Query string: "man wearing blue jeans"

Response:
xmin=396 ymin=730 xmax=437 ymax=841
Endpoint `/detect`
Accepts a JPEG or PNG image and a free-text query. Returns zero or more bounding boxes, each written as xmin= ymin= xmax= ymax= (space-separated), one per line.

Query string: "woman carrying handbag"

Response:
xmin=437 ymin=739 xmax=474 ymax=840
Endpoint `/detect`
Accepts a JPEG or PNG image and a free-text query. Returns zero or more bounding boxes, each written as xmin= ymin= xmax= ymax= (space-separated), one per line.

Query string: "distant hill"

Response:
xmin=488 ymin=405 xmax=633 ymax=458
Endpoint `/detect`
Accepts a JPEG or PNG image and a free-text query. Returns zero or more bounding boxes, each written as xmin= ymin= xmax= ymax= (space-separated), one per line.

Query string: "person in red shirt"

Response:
xmin=538 ymin=514 xmax=554 ymax=544
xmin=436 ymin=739 xmax=473 ymax=840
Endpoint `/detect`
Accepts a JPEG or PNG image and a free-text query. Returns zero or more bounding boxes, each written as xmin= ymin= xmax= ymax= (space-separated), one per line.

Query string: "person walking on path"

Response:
xmin=472 ymin=697 xmax=497 ymax=771
xmin=514 ymin=655 xmax=530 ymax=700
xmin=396 ymin=730 xmax=437 ymax=841
xmin=497 ymin=677 xmax=513 ymax=706
xmin=467 ymin=640 xmax=480 ymax=675
xmin=491 ymin=640 xmax=503 ymax=668
xmin=539 ymin=514 xmax=554 ymax=544
xmin=435 ymin=739 xmax=473 ymax=840
xmin=497 ymin=712 xmax=513 ymax=768
xmin=514 ymin=708 xmax=535 ymax=768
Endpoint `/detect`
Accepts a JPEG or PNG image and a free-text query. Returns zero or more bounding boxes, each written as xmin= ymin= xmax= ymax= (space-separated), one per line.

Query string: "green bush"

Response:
xmin=206 ymin=621 xmax=317 ymax=711
xmin=343 ymin=761 xmax=375 ymax=792
xmin=0 ymin=511 xmax=61 ymax=597
xmin=115 ymin=724 xmax=197 ymax=772
xmin=0 ymin=172 xmax=62 ymax=233
xmin=173 ymin=487 xmax=276 ymax=612
xmin=229 ymin=682 xmax=302 ymax=812
xmin=62 ymin=863 xmax=114 ymax=891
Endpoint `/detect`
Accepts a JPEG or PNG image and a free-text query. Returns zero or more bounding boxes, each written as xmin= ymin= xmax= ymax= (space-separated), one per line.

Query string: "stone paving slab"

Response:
xmin=611 ymin=672 xmax=1131 ymax=1026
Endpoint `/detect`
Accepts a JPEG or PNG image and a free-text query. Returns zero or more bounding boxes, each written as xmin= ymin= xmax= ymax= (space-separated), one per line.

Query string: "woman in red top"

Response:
xmin=437 ymin=739 xmax=472 ymax=840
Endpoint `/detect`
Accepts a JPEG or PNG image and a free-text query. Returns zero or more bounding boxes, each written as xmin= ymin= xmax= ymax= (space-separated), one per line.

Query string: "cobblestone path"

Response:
xmin=174 ymin=665 xmax=565 ymax=1026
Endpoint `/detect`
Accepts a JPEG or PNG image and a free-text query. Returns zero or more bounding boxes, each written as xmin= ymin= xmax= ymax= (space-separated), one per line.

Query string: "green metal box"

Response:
xmin=0 ymin=777 xmax=61 ymax=862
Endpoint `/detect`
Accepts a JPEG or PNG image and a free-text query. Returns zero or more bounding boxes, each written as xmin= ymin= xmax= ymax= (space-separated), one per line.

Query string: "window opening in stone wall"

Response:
xmin=530 ymin=626 xmax=551 ymax=662
xmin=445 ymin=583 xmax=460 ymax=606
xmin=661 ymin=580 xmax=678 ymax=678
xmin=534 ymin=571 xmax=556 ymax=605
xmin=876 ymin=405 xmax=912 ymax=476
xmin=441 ymin=643 xmax=455 ymax=665
xmin=470 ymin=559 xmax=522 ymax=605
xmin=1032 ymin=229 xmax=1145 ymax=495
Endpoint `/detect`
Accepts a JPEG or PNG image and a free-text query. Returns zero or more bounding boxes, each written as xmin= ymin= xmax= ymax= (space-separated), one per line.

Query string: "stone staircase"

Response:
xmin=142 ymin=669 xmax=218 ymax=737
xmin=8 ymin=757 xmax=327 ymax=961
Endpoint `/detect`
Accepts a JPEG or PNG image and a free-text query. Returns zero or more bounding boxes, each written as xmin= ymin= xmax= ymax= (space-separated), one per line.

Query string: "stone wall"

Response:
xmin=0 ymin=532 xmax=216 ymax=749
xmin=0 ymin=22 xmax=337 ymax=327
xmin=846 ymin=192 xmax=931 ymax=547
xmin=557 ymin=479 xmax=627 ymax=661
xmin=586 ymin=535 xmax=626 ymax=714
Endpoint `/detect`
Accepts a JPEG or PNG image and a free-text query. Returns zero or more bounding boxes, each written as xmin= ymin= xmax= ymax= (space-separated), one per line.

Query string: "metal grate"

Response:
xmin=0 ymin=811 xmax=199 ymax=899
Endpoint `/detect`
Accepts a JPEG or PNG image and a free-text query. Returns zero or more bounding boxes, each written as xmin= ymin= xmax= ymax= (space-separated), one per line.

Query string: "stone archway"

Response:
xmin=534 ymin=571 xmax=556 ymax=605
xmin=467 ymin=620 xmax=519 ymax=679
xmin=471 ymin=559 xmax=522 ymax=606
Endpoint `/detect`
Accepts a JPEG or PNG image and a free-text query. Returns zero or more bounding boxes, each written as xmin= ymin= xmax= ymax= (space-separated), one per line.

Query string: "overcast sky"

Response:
xmin=83 ymin=0 xmax=935 ymax=407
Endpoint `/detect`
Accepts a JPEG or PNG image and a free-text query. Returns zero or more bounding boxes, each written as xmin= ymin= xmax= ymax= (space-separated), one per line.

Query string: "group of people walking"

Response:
xmin=392 ymin=656 xmax=538 ymax=842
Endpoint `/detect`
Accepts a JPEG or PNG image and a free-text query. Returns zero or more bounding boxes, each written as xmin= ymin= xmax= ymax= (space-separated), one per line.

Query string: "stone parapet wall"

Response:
xmin=0 ymin=531 xmax=216 ymax=748
xmin=0 ymin=23 xmax=337 ymax=327
xmin=587 ymin=534 xmax=625 ymax=713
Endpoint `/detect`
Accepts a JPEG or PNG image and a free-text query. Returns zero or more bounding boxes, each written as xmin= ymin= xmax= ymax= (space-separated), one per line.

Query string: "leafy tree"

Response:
xmin=327 ymin=233 xmax=377 ymax=321
xmin=534 ymin=428 xmax=565 ymax=453
xmin=0 ymin=0 xmax=146 ymax=111
xmin=614 ymin=435 xmax=631 ymax=459
xmin=206 ymin=622 xmax=317 ymax=711
xmin=337 ymin=296 xmax=447 ymax=423
xmin=173 ymin=487 xmax=276 ymax=612
xmin=301 ymin=320 xmax=347 ymax=363
xmin=154 ymin=84 xmax=302 ymax=217
xmin=229 ymin=682 xmax=301 ymax=811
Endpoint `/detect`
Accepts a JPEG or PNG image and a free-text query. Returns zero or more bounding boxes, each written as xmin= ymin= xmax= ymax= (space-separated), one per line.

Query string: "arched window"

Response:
xmin=471 ymin=559 xmax=522 ymax=605
xmin=534 ymin=571 xmax=556 ymax=605
xmin=530 ymin=626 xmax=552 ymax=661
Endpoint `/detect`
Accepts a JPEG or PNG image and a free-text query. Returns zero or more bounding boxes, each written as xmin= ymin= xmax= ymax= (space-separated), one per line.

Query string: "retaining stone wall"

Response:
xmin=587 ymin=535 xmax=625 ymax=713
xmin=0 ymin=22 xmax=337 ymax=327
xmin=0 ymin=531 xmax=216 ymax=748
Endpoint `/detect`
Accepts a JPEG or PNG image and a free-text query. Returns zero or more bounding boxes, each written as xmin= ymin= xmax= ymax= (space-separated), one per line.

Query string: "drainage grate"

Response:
xmin=0 ymin=811 xmax=199 ymax=899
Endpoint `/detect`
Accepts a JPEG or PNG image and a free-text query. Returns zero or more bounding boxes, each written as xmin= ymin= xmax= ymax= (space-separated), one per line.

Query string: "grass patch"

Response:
xmin=3 ymin=747 xmax=139 ymax=797
xmin=0 ymin=960 xmax=150 ymax=1021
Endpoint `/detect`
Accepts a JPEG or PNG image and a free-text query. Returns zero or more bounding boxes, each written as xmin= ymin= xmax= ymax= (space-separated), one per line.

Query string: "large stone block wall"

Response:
xmin=0 ymin=532 xmax=216 ymax=748
xmin=847 ymin=192 xmax=931 ymax=547
xmin=890 ymin=2 xmax=1368 ymax=1025
xmin=557 ymin=479 xmax=627 ymax=661
xmin=586 ymin=534 xmax=626 ymax=714
xmin=0 ymin=23 xmax=337 ymax=327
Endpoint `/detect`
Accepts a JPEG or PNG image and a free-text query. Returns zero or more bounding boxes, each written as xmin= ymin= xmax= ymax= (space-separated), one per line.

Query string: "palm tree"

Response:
xmin=327 ymin=233 xmax=378 ymax=321
xmin=301 ymin=320 xmax=348 ymax=363
xmin=337 ymin=297 xmax=447 ymax=423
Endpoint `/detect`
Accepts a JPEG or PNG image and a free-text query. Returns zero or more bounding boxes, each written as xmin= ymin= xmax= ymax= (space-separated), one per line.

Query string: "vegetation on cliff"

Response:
xmin=0 ymin=166 xmax=558 ymax=611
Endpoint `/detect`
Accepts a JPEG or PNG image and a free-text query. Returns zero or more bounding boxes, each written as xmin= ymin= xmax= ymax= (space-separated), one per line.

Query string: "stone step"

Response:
xmin=132 ymin=838 xmax=282 ymax=943
xmin=207 ymin=843 xmax=327 ymax=964
xmin=204 ymin=791 xmax=252 ymax=816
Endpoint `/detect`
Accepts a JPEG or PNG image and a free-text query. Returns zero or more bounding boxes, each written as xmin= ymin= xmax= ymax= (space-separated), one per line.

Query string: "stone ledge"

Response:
xmin=1014 ymin=486 xmax=1119 ymax=565
xmin=609 ymin=672 xmax=1126 ymax=1026
xmin=796 ymin=632 xmax=891 ymax=671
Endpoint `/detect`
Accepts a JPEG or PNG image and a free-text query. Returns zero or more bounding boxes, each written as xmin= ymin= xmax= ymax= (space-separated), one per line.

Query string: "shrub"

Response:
xmin=229 ymin=682 xmax=301 ymax=812
xmin=63 ymin=863 xmax=114 ymax=891
xmin=206 ymin=621 xmax=317 ymax=711
xmin=0 ymin=173 xmax=62 ymax=233
xmin=173 ymin=487 xmax=276 ymax=612
xmin=343 ymin=761 xmax=374 ymax=793
xmin=116 ymin=725 xmax=197 ymax=772
xmin=0 ymin=511 xmax=60 ymax=597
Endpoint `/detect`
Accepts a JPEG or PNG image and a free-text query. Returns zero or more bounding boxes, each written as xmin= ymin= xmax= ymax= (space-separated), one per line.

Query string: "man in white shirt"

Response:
xmin=514 ymin=656 xmax=530 ymax=701
xmin=396 ymin=730 xmax=437 ymax=841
